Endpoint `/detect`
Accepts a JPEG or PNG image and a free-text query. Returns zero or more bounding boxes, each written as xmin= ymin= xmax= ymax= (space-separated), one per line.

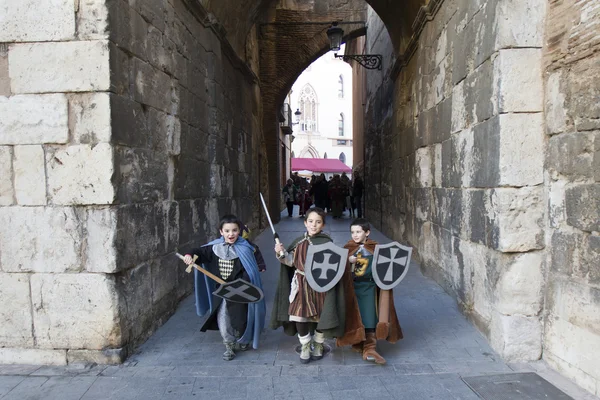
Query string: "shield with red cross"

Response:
xmin=304 ymin=242 xmax=349 ymax=293
xmin=372 ymin=241 xmax=412 ymax=290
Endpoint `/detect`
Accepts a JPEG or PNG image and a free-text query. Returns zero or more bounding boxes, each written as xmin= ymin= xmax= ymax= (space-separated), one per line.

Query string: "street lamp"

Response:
xmin=326 ymin=22 xmax=382 ymax=70
xmin=293 ymin=108 xmax=301 ymax=125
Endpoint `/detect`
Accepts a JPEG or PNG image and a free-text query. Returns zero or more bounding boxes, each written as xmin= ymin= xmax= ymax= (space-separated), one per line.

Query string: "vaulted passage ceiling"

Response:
xmin=199 ymin=0 xmax=428 ymax=58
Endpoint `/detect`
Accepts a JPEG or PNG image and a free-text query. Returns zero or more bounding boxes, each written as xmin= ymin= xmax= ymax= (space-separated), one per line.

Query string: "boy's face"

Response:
xmin=350 ymin=225 xmax=370 ymax=244
xmin=304 ymin=212 xmax=325 ymax=236
xmin=220 ymin=223 xmax=240 ymax=244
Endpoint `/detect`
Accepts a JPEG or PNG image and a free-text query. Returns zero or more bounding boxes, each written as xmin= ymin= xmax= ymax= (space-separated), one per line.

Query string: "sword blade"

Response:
xmin=259 ymin=192 xmax=285 ymax=257
xmin=259 ymin=192 xmax=276 ymax=235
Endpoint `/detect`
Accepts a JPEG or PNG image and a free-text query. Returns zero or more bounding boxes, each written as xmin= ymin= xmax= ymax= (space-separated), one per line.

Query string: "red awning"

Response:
xmin=291 ymin=158 xmax=352 ymax=173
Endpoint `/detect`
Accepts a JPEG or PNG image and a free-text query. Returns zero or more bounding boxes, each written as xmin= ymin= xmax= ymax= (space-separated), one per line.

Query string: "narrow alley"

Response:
xmin=0 ymin=211 xmax=595 ymax=400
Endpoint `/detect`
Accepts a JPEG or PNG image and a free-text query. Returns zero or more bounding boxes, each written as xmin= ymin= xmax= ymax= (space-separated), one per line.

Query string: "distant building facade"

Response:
xmin=289 ymin=48 xmax=353 ymax=169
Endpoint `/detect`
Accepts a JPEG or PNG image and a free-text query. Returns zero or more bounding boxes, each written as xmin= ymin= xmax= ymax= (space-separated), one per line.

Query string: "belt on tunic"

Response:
xmin=353 ymin=276 xmax=374 ymax=282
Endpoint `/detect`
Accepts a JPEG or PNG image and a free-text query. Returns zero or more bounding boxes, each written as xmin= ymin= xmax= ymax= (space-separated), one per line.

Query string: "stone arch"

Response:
xmin=299 ymin=145 xmax=319 ymax=158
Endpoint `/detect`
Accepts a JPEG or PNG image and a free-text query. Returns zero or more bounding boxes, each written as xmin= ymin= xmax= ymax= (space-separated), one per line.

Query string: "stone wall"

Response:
xmin=363 ymin=0 xmax=550 ymax=368
xmin=0 ymin=0 xmax=263 ymax=364
xmin=543 ymin=0 xmax=600 ymax=395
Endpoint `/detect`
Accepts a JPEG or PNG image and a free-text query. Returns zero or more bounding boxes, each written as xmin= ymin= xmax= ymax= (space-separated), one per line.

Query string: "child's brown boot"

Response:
xmin=362 ymin=332 xmax=386 ymax=365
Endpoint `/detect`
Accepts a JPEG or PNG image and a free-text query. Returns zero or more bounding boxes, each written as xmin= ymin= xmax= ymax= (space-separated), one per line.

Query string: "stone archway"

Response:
xmin=2 ymin=1 xmax=599 ymax=394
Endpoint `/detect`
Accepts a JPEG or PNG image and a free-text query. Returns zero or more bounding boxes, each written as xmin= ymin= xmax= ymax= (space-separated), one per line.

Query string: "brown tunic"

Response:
xmin=288 ymin=239 xmax=327 ymax=320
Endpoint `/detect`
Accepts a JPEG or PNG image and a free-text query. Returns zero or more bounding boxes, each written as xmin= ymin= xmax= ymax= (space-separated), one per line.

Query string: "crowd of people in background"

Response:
xmin=282 ymin=171 xmax=364 ymax=219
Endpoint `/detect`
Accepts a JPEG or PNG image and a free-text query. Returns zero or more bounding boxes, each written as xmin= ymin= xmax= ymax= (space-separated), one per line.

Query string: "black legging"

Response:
xmin=296 ymin=322 xmax=320 ymax=337
xmin=286 ymin=201 xmax=294 ymax=217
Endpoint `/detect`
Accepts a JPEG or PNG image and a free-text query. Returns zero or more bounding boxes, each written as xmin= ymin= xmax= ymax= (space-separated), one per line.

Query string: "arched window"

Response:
xmin=291 ymin=151 xmax=295 ymax=158
xmin=338 ymin=113 xmax=344 ymax=136
xmin=323 ymin=153 xmax=328 ymax=159
xmin=339 ymin=152 xmax=346 ymax=164
xmin=338 ymin=75 xmax=344 ymax=98
xmin=299 ymin=84 xmax=318 ymax=132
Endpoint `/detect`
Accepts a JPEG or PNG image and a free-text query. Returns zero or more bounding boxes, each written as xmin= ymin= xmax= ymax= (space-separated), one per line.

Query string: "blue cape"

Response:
xmin=194 ymin=236 xmax=266 ymax=349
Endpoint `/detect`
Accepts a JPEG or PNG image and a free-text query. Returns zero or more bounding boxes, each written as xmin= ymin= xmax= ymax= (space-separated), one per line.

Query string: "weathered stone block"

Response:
xmin=495 ymin=0 xmax=546 ymax=49
xmin=0 ymin=94 xmax=68 ymax=145
xmin=77 ymin=0 xmax=109 ymax=40
xmin=152 ymin=255 xmax=179 ymax=304
xmin=549 ymin=230 xmax=578 ymax=277
xmin=495 ymin=252 xmax=544 ymax=316
xmin=415 ymin=147 xmax=433 ymax=187
xmin=46 ymin=143 xmax=115 ymax=205
xmin=69 ymin=92 xmax=111 ymax=144
xmin=472 ymin=0 xmax=497 ymax=67
xmin=31 ymin=273 xmax=122 ymax=349
xmin=109 ymin=43 xmax=130 ymax=96
xmin=0 ymin=0 xmax=75 ymax=42
xmin=0 ymin=348 xmax=67 ymax=366
xmin=544 ymin=318 xmax=600 ymax=384
xmin=549 ymin=281 xmax=600 ymax=335
xmin=491 ymin=312 xmax=542 ymax=361
xmin=493 ymin=49 xmax=543 ymax=113
xmin=465 ymin=189 xmax=488 ymax=245
xmin=431 ymin=188 xmax=463 ymax=235
xmin=115 ymin=204 xmax=162 ymax=269
xmin=146 ymin=107 xmax=170 ymax=152
xmin=14 ymin=145 xmax=46 ymax=205
xmin=118 ymin=262 xmax=152 ymax=331
xmin=498 ymin=113 xmax=544 ymax=186
xmin=9 ymin=41 xmax=110 ymax=94
xmin=571 ymin=57 xmax=600 ymax=132
xmin=441 ymin=138 xmax=460 ymax=187
xmin=0 ymin=273 xmax=33 ymax=347
xmin=133 ymin=58 xmax=173 ymax=112
xmin=0 ymin=146 xmax=14 ymax=205
xmin=85 ymin=207 xmax=118 ymax=273
xmin=451 ymin=80 xmax=466 ymax=134
xmin=452 ymin=18 xmax=475 ymax=85
xmin=565 ymin=184 xmax=600 ymax=232
xmin=471 ymin=118 xmax=500 ymax=187
xmin=488 ymin=187 xmax=545 ymax=252
xmin=545 ymin=72 xmax=568 ymax=135
xmin=457 ymin=239 xmax=495 ymax=324
xmin=0 ymin=46 xmax=9 ymax=96
xmin=114 ymin=147 xmax=169 ymax=204
xmin=454 ymin=127 xmax=476 ymax=187
xmin=0 ymin=207 xmax=83 ymax=273
xmin=432 ymin=143 xmax=443 ymax=187
xmin=110 ymin=94 xmax=150 ymax=148
xmin=547 ymin=132 xmax=598 ymax=179
xmin=465 ymin=59 xmax=494 ymax=126
xmin=67 ymin=348 xmax=126 ymax=365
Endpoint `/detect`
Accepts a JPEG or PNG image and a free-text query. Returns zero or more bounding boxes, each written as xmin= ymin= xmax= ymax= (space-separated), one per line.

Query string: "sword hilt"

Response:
xmin=273 ymin=233 xmax=285 ymax=258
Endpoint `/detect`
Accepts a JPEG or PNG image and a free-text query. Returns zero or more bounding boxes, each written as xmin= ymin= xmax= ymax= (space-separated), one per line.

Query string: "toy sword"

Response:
xmin=259 ymin=192 xmax=285 ymax=258
xmin=175 ymin=253 xmax=264 ymax=304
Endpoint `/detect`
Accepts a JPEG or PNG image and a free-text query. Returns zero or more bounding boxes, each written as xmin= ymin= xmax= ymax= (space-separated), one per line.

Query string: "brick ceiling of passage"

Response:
xmin=201 ymin=0 xmax=427 ymax=57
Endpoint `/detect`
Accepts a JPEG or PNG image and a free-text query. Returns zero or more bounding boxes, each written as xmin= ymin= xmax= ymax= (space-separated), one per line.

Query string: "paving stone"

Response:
xmin=3 ymin=376 xmax=97 ymax=400
xmin=0 ymin=376 xmax=25 ymax=397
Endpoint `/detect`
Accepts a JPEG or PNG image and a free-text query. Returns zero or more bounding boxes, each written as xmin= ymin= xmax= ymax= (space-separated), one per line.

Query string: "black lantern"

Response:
xmin=294 ymin=108 xmax=301 ymax=124
xmin=327 ymin=21 xmax=382 ymax=70
xmin=326 ymin=22 xmax=344 ymax=52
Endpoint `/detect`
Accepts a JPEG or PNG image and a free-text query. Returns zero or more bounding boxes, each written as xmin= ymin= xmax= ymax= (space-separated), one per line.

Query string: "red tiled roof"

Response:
xmin=291 ymin=158 xmax=352 ymax=173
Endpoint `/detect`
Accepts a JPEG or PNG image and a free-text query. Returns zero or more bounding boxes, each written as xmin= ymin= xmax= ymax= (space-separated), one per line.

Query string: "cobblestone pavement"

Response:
xmin=1 ymin=208 xmax=597 ymax=399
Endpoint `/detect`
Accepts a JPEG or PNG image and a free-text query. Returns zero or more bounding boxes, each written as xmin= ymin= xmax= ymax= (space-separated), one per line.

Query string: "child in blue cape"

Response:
xmin=183 ymin=215 xmax=266 ymax=361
